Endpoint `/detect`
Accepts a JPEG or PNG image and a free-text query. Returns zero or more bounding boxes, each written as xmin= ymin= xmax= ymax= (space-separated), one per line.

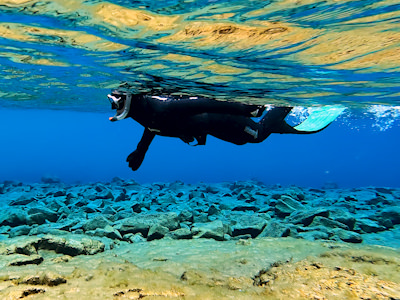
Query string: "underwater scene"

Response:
xmin=1 ymin=0 xmax=400 ymax=299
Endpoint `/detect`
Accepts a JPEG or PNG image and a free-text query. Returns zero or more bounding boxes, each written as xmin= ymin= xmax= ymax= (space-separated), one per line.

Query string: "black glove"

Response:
xmin=126 ymin=149 xmax=146 ymax=171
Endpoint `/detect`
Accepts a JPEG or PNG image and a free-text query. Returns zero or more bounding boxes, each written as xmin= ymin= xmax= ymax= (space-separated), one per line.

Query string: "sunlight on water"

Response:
xmin=0 ymin=0 xmax=399 ymax=117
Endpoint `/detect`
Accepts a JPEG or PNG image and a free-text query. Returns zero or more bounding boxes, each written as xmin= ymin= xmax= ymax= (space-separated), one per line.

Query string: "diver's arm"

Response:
xmin=126 ymin=128 xmax=155 ymax=171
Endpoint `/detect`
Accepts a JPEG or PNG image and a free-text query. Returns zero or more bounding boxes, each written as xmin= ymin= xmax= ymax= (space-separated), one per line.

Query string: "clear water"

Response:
xmin=0 ymin=0 xmax=400 ymax=186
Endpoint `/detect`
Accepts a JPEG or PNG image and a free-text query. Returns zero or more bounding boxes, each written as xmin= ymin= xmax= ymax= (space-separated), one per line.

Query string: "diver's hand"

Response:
xmin=126 ymin=149 xmax=146 ymax=171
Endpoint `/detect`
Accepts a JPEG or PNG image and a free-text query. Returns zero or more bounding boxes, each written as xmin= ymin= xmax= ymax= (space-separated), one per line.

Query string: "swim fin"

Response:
xmin=275 ymin=105 xmax=345 ymax=134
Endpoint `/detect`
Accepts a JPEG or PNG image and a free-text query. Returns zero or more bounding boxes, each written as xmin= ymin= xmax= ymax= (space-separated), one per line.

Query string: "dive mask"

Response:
xmin=108 ymin=90 xmax=132 ymax=122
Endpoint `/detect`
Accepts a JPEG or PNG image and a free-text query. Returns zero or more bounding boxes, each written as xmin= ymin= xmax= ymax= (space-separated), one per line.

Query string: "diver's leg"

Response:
xmin=147 ymin=95 xmax=265 ymax=118
xmin=191 ymin=113 xmax=265 ymax=145
xmin=200 ymin=107 xmax=295 ymax=144
xmin=126 ymin=128 xmax=155 ymax=171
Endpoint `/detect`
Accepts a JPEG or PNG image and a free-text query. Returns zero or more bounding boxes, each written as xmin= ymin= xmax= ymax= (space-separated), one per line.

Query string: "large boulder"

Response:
xmin=27 ymin=207 xmax=59 ymax=224
xmin=375 ymin=207 xmax=400 ymax=225
xmin=191 ymin=220 xmax=229 ymax=241
xmin=274 ymin=195 xmax=304 ymax=218
xmin=258 ymin=221 xmax=294 ymax=238
xmin=231 ymin=215 xmax=267 ymax=238
xmin=82 ymin=215 xmax=110 ymax=231
xmin=0 ymin=209 xmax=28 ymax=227
xmin=114 ymin=213 xmax=179 ymax=237
xmin=286 ymin=209 xmax=329 ymax=226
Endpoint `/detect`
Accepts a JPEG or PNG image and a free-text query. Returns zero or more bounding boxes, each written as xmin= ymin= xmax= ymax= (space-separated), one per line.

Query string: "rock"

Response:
xmin=124 ymin=233 xmax=146 ymax=243
xmin=41 ymin=175 xmax=61 ymax=184
xmin=258 ymin=221 xmax=293 ymax=238
xmin=299 ymin=231 xmax=330 ymax=241
xmin=27 ymin=207 xmax=59 ymax=224
xmin=115 ymin=213 xmax=179 ymax=237
xmin=114 ymin=192 xmax=126 ymax=202
xmin=205 ymin=186 xmax=220 ymax=194
xmin=178 ymin=210 xmax=193 ymax=223
xmin=375 ymin=207 xmax=400 ymax=225
xmin=207 ymin=205 xmax=220 ymax=216
xmin=29 ymin=225 xmax=67 ymax=236
xmin=286 ymin=209 xmax=330 ymax=226
xmin=189 ymin=190 xmax=205 ymax=199
xmin=332 ymin=228 xmax=363 ymax=243
xmin=82 ymin=215 xmax=110 ymax=231
xmin=309 ymin=216 xmax=349 ymax=230
xmin=19 ymin=272 xmax=67 ymax=286
xmin=191 ymin=220 xmax=228 ymax=241
xmin=192 ymin=212 xmax=208 ymax=223
xmin=0 ymin=237 xmax=38 ymax=255
xmin=53 ymin=190 xmax=66 ymax=197
xmin=355 ymin=219 xmax=386 ymax=233
xmin=8 ymin=254 xmax=44 ymax=266
xmin=90 ymin=190 xmax=114 ymax=201
xmin=8 ymin=195 xmax=36 ymax=206
xmin=232 ymin=205 xmax=259 ymax=212
xmin=147 ymin=224 xmax=170 ymax=241
xmin=157 ymin=194 xmax=177 ymax=205
xmin=274 ymin=195 xmax=304 ymax=218
xmin=131 ymin=203 xmax=144 ymax=213
xmin=101 ymin=205 xmax=117 ymax=216
xmin=168 ymin=228 xmax=192 ymax=240
xmin=37 ymin=235 xmax=105 ymax=256
xmin=331 ymin=210 xmax=356 ymax=230
xmin=9 ymin=225 xmax=31 ymax=238
xmin=0 ymin=209 xmax=28 ymax=227
xmin=231 ymin=215 xmax=267 ymax=238
xmin=87 ymin=225 xmax=122 ymax=240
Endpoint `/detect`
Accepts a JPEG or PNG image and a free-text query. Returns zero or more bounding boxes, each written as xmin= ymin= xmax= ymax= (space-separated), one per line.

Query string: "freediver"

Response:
xmin=107 ymin=89 xmax=336 ymax=171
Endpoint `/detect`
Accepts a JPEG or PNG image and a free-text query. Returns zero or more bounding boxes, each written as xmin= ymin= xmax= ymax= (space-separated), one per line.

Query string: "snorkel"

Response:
xmin=108 ymin=90 xmax=132 ymax=122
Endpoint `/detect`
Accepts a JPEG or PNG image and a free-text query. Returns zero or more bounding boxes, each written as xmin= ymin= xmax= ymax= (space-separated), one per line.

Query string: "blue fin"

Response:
xmin=292 ymin=105 xmax=345 ymax=132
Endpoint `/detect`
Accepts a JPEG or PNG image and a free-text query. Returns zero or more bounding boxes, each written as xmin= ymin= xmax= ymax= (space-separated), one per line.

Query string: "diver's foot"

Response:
xmin=251 ymin=105 xmax=267 ymax=117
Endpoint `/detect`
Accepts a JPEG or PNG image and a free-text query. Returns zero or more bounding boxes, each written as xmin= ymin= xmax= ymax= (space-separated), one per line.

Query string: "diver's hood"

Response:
xmin=108 ymin=90 xmax=132 ymax=122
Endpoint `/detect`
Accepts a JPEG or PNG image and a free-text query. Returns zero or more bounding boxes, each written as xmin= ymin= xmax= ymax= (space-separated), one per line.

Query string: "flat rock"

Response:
xmin=8 ymin=254 xmax=44 ymax=266
xmin=167 ymin=228 xmax=193 ymax=240
xmin=27 ymin=207 xmax=59 ymax=224
xmin=36 ymin=235 xmax=105 ymax=256
xmin=232 ymin=205 xmax=259 ymax=212
xmin=309 ymin=216 xmax=349 ymax=230
xmin=9 ymin=225 xmax=31 ymax=238
xmin=19 ymin=272 xmax=67 ymax=286
xmin=274 ymin=195 xmax=305 ymax=218
xmin=332 ymin=228 xmax=363 ymax=243
xmin=87 ymin=225 xmax=122 ymax=240
xmin=114 ymin=213 xmax=179 ymax=237
xmin=286 ymin=209 xmax=330 ymax=226
xmin=355 ymin=219 xmax=386 ymax=233
xmin=8 ymin=195 xmax=36 ymax=206
xmin=299 ymin=230 xmax=330 ymax=241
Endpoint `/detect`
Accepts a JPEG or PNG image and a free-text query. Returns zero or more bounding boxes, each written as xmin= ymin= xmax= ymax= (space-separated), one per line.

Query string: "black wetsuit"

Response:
xmin=121 ymin=94 xmax=319 ymax=171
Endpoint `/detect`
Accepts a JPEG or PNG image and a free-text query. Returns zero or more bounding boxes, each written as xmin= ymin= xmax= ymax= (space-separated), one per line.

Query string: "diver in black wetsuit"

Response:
xmin=107 ymin=89 xmax=328 ymax=171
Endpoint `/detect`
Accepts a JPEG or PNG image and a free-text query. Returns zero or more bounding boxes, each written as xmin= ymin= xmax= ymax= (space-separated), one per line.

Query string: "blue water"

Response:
xmin=0 ymin=0 xmax=400 ymax=187
xmin=1 ymin=108 xmax=399 ymax=188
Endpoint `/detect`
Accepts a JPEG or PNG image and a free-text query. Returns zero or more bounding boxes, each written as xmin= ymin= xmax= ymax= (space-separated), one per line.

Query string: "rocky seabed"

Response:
xmin=0 ymin=178 xmax=399 ymax=299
